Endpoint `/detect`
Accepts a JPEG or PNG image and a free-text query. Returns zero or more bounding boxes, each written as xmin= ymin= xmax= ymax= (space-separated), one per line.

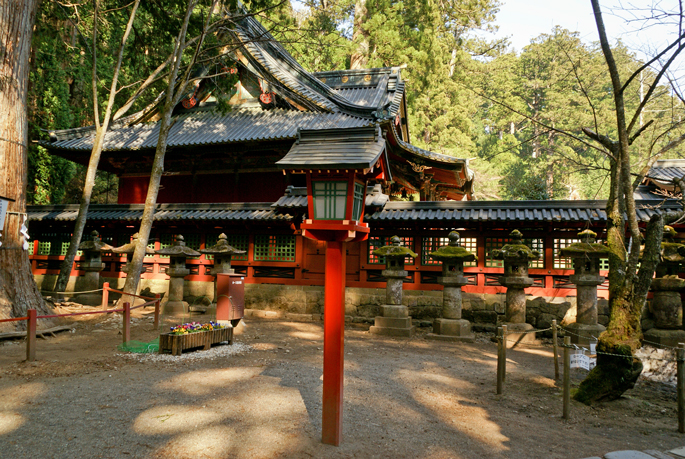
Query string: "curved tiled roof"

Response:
xmin=364 ymin=200 xmax=681 ymax=224
xmin=27 ymin=203 xmax=292 ymax=223
xmin=43 ymin=108 xmax=373 ymax=151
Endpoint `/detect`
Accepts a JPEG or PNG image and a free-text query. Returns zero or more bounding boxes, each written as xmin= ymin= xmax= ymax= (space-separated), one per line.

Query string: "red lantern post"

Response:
xmin=277 ymin=126 xmax=390 ymax=446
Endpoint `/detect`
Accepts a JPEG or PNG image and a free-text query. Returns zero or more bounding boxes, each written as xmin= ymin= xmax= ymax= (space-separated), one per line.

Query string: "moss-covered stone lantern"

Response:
xmin=493 ymin=229 xmax=540 ymax=345
xmin=426 ymin=231 xmax=475 ymax=342
xmin=199 ymin=233 xmax=246 ymax=307
xmin=75 ymin=230 xmax=113 ymax=306
xmin=643 ymin=225 xmax=685 ymax=347
xmin=369 ymin=236 xmax=418 ymax=337
xmin=155 ymin=234 xmax=200 ymax=315
xmin=560 ymin=229 xmax=610 ymax=345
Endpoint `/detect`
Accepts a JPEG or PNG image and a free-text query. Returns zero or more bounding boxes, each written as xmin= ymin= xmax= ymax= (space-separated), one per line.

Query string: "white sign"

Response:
xmin=0 ymin=198 xmax=8 ymax=230
xmin=570 ymin=351 xmax=597 ymax=371
xmin=570 ymin=352 xmax=590 ymax=370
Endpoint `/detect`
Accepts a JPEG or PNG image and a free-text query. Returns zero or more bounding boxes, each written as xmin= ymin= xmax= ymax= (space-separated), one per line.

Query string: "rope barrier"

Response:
xmin=40 ymin=288 xmax=104 ymax=295
xmin=105 ymin=287 xmax=155 ymax=301
xmin=0 ymin=316 xmax=29 ymax=323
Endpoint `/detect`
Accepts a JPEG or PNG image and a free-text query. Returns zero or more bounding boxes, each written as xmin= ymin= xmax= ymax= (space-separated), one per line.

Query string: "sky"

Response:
xmin=490 ymin=0 xmax=677 ymax=56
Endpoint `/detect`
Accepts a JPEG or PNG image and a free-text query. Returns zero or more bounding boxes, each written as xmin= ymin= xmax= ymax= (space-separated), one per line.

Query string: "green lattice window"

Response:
xmin=554 ymin=239 xmax=578 ymax=269
xmin=158 ymin=233 xmax=173 ymax=258
xmin=204 ymin=234 xmax=248 ymax=261
xmin=227 ymin=234 xmax=248 ymax=260
xmin=184 ymin=233 xmax=201 ymax=259
xmin=421 ymin=236 xmax=477 ymax=267
xmin=485 ymin=236 xmax=544 ymax=269
xmin=352 ymin=182 xmax=364 ymax=221
xmin=367 ymin=236 xmax=415 ymax=265
xmin=313 ymin=181 xmax=348 ymax=220
xmin=36 ymin=233 xmax=71 ymax=256
xmin=254 ymin=235 xmax=295 ymax=261
xmin=28 ymin=240 xmax=34 ymax=255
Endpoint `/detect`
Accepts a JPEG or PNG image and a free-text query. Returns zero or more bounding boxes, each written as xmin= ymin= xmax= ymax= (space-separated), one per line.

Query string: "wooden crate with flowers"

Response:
xmin=159 ymin=322 xmax=233 ymax=356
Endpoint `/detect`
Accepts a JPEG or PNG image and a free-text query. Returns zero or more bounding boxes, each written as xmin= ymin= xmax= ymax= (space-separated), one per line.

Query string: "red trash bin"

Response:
xmin=216 ymin=273 xmax=245 ymax=327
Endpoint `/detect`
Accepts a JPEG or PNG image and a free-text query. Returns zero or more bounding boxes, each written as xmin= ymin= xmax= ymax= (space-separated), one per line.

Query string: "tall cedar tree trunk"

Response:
xmin=350 ymin=0 xmax=368 ymax=69
xmin=573 ymin=0 xmax=664 ymax=403
xmin=0 ymin=0 xmax=54 ymax=330
xmin=53 ymin=0 xmax=140 ymax=293
xmin=121 ymin=0 xmax=206 ymax=301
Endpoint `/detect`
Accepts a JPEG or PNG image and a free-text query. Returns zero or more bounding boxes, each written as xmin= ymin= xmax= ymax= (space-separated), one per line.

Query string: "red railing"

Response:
xmin=0 ymin=284 xmax=161 ymax=362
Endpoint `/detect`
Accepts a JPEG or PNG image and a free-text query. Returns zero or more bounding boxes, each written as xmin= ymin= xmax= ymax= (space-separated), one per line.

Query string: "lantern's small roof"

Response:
xmin=661 ymin=226 xmax=685 ymax=262
xmin=155 ymin=234 xmax=201 ymax=257
xmin=492 ymin=229 xmax=540 ymax=261
xmin=199 ymin=233 xmax=246 ymax=255
xmin=372 ymin=235 xmax=417 ymax=258
xmin=276 ymin=126 xmax=386 ymax=171
xmin=429 ymin=231 xmax=477 ymax=262
xmin=560 ymin=229 xmax=611 ymax=258
xmin=78 ymin=230 xmax=114 ymax=252
xmin=112 ymin=232 xmax=156 ymax=255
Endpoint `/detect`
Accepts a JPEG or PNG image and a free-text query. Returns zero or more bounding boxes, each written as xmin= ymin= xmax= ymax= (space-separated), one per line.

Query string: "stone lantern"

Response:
xmin=493 ymin=229 xmax=540 ymax=345
xmin=560 ymin=229 xmax=610 ymax=345
xmin=75 ymin=230 xmax=113 ymax=306
xmin=643 ymin=225 xmax=685 ymax=347
xmin=155 ymin=234 xmax=201 ymax=315
xmin=199 ymin=233 xmax=246 ymax=306
xmin=426 ymin=231 xmax=475 ymax=342
xmin=369 ymin=236 xmax=417 ymax=337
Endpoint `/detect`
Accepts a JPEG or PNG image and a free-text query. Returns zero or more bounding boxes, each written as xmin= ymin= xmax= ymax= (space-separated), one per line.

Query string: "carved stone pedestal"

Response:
xmin=369 ymin=237 xmax=417 ymax=338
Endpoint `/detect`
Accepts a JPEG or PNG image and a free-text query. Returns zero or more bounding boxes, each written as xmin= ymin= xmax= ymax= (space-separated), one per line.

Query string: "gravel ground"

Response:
xmin=0 ymin=312 xmax=684 ymax=459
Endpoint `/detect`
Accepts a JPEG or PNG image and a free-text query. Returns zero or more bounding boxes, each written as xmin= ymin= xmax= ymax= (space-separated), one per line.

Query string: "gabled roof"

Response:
xmin=276 ymin=126 xmax=386 ymax=170
xmin=38 ymin=7 xmax=473 ymax=199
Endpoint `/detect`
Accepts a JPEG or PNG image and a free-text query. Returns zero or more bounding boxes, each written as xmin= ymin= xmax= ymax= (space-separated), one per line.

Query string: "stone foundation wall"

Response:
xmin=37 ymin=275 xmax=617 ymax=335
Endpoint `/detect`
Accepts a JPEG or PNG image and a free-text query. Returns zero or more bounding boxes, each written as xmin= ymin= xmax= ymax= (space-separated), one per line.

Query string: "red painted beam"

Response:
xmin=322 ymin=240 xmax=346 ymax=446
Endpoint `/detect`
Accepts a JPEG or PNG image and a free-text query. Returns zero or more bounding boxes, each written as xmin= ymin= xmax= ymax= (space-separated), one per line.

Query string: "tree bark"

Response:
xmin=350 ymin=0 xmax=369 ymax=69
xmin=573 ymin=0 xmax=665 ymax=404
xmin=122 ymin=0 xmax=201 ymax=301
xmin=0 ymin=0 xmax=53 ymax=330
xmin=53 ymin=0 xmax=140 ymax=294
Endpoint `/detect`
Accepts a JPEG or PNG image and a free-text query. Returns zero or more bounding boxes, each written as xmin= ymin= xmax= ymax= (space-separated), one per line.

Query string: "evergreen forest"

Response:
xmin=27 ymin=0 xmax=685 ymax=203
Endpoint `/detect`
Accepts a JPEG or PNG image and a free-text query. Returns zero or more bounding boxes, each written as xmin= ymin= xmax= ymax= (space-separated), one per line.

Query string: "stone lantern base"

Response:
xmin=161 ymin=299 xmax=188 ymax=315
xmin=75 ymin=292 xmax=104 ymax=306
xmin=643 ymin=328 xmax=685 ymax=349
xmin=427 ymin=318 xmax=474 ymax=342
xmin=566 ymin=322 xmax=606 ymax=346
xmin=370 ymin=305 xmax=415 ymax=337
xmin=503 ymin=322 xmax=538 ymax=349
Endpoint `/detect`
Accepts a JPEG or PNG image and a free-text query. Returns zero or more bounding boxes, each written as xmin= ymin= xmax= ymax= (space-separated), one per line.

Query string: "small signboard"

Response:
xmin=570 ymin=351 xmax=597 ymax=371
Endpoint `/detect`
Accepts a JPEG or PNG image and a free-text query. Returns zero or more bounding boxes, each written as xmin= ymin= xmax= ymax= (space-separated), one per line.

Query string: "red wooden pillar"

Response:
xmin=322 ymin=240 xmax=346 ymax=446
xmin=123 ymin=302 xmax=131 ymax=344
xmin=26 ymin=309 xmax=37 ymax=362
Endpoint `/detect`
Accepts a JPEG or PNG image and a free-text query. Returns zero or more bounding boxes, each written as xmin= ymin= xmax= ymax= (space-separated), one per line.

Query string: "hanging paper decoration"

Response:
xmin=20 ymin=215 xmax=30 ymax=251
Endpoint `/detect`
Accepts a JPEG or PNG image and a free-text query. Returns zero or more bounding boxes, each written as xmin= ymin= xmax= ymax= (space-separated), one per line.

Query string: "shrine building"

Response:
xmin=27 ymin=12 xmax=685 ymax=326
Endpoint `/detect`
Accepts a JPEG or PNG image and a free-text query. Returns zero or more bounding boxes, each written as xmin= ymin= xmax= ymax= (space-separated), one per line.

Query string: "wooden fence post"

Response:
xmin=563 ymin=336 xmax=571 ymax=420
xmin=501 ymin=324 xmax=507 ymax=383
xmin=102 ymin=282 xmax=109 ymax=309
xmin=154 ymin=294 xmax=160 ymax=329
xmin=497 ymin=326 xmax=505 ymax=395
xmin=123 ymin=302 xmax=131 ymax=344
xmin=678 ymin=343 xmax=685 ymax=433
xmin=553 ymin=319 xmax=559 ymax=380
xmin=26 ymin=309 xmax=37 ymax=362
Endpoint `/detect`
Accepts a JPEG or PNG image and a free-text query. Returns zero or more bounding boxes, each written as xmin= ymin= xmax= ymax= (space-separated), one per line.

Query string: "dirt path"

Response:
xmin=0 ymin=313 xmax=683 ymax=459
